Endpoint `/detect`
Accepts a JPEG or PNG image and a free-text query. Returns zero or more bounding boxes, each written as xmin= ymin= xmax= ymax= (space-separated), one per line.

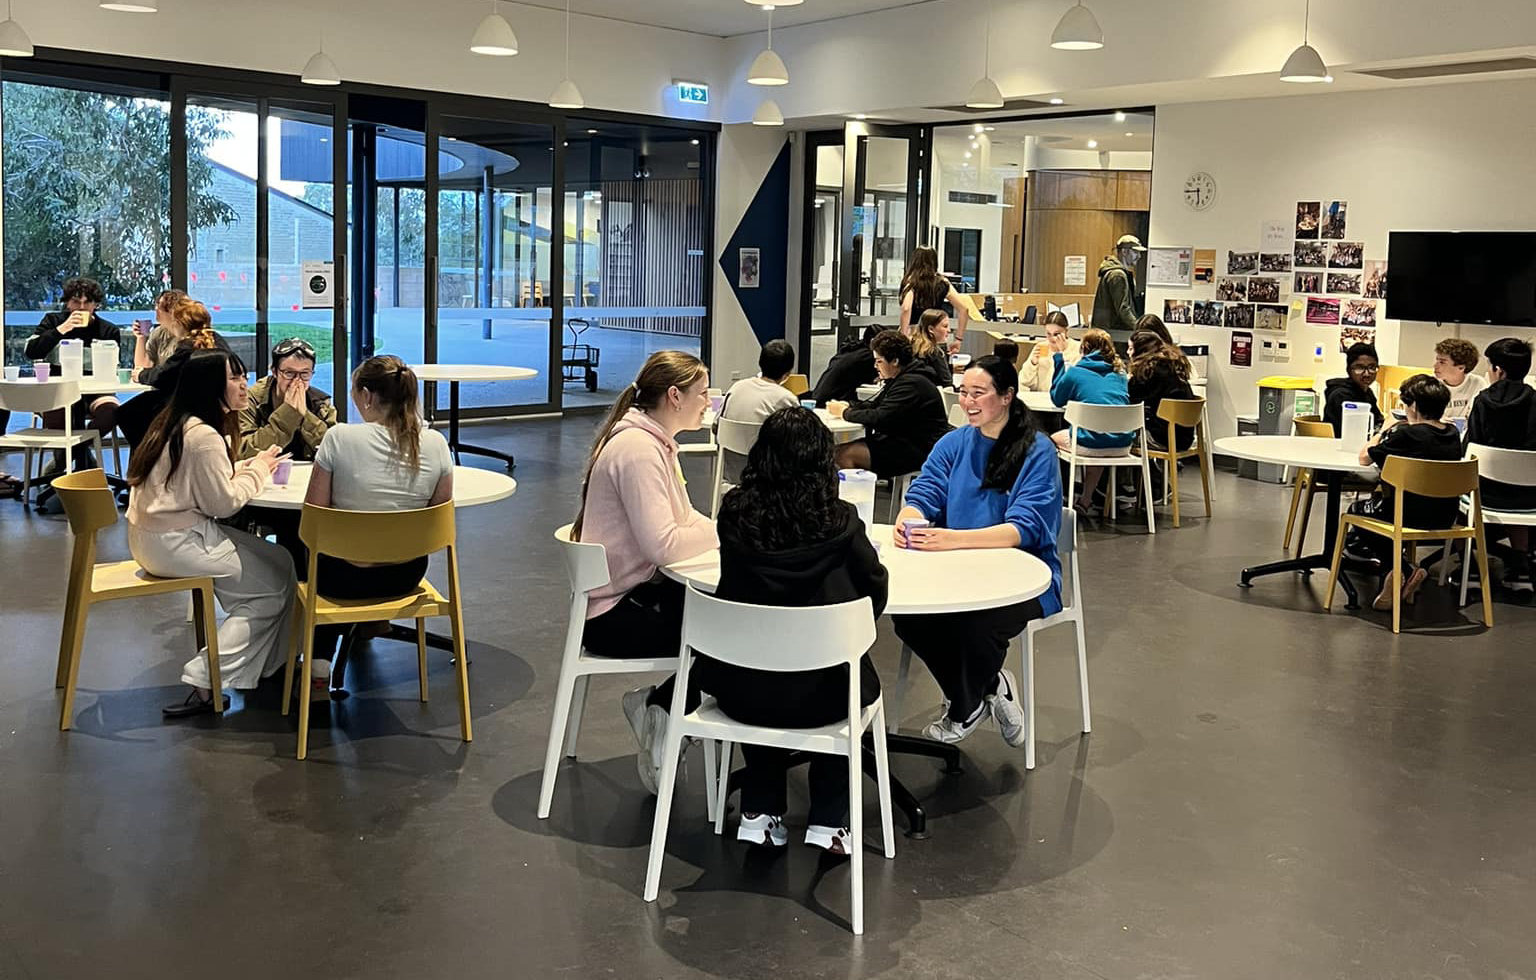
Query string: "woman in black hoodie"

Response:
xmin=1127 ymin=328 xmax=1196 ymax=451
xmin=825 ymin=329 xmax=951 ymax=478
xmin=1323 ymin=342 xmax=1384 ymax=436
xmin=698 ymin=407 xmax=888 ymax=855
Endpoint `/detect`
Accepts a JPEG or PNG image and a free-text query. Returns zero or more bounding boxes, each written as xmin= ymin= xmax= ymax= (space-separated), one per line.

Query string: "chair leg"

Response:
xmin=1142 ymin=459 xmax=1156 ymax=534
xmin=1391 ymin=531 xmax=1404 ymax=635
xmin=1322 ymin=520 xmax=1350 ymax=611
xmin=1199 ymin=443 xmax=1213 ymax=518
xmin=415 ymin=617 xmax=429 ymax=702
xmin=1296 ymin=482 xmax=1318 ymax=554
xmin=713 ymin=741 xmax=733 ymax=835
xmin=57 ymin=596 xmax=91 ymax=731
xmin=702 ymin=738 xmax=719 ymax=821
xmin=564 ymin=674 xmax=589 ymax=758
xmin=887 ymin=644 xmax=913 ymax=734
xmin=1459 ymin=537 xmax=1473 ymax=609
xmin=1284 ymin=474 xmax=1305 ymax=548
xmin=196 ymin=588 xmax=222 ymax=710
xmin=1168 ymin=451 xmax=1182 ymax=529
xmin=55 ymin=585 xmax=84 ymax=689
xmin=536 ymin=665 xmax=582 ymax=820
xmin=642 ymin=713 xmax=688 ymax=902
xmin=281 ymin=601 xmax=302 ymax=717
xmin=848 ymin=736 xmax=864 ymax=935
xmin=21 ymin=448 xmax=32 ymax=507
xmin=1021 ymin=632 xmax=1036 ymax=771
xmin=297 ymin=627 xmax=315 ymax=760
xmin=450 ymin=608 xmax=473 ymax=743
xmin=870 ymin=712 xmax=895 ymax=859
xmin=1474 ymin=532 xmax=1494 ymax=628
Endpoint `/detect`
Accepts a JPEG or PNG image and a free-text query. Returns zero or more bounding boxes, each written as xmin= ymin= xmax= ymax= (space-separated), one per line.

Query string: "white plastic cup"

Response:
xmin=3 ymin=365 xmax=18 ymax=381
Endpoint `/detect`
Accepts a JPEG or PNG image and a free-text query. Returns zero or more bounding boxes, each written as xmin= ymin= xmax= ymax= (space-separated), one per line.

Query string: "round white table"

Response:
xmin=249 ymin=462 xmax=517 ymax=510
xmin=815 ymin=406 xmax=866 ymax=441
xmin=18 ymin=375 xmax=150 ymax=396
xmin=855 ymin=383 xmax=883 ymax=401
xmin=1021 ymin=390 xmax=1062 ymax=415
xmin=410 ymin=364 xmax=540 ymax=471
xmin=1214 ymin=435 xmax=1379 ymax=607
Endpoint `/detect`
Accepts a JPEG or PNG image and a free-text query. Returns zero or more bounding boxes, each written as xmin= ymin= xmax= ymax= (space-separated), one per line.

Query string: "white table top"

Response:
xmin=11 ymin=375 xmax=151 ymax=396
xmin=248 ymin=462 xmax=517 ymax=510
xmin=664 ymin=523 xmax=1052 ymax=616
xmin=410 ymin=364 xmax=539 ymax=383
xmin=1021 ymin=390 xmax=1063 ymax=414
xmin=856 ymin=383 xmax=883 ymax=400
xmin=1213 ymin=435 xmax=1378 ymax=475
xmin=815 ymin=406 xmax=866 ymax=437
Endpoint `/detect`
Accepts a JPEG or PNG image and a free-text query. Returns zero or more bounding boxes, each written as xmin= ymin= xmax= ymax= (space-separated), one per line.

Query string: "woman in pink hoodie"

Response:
xmin=573 ymin=350 xmax=718 ymax=793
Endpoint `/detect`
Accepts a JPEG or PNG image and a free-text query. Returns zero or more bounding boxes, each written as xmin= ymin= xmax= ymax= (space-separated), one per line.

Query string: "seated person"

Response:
xmin=131 ymin=288 xmax=189 ymax=383
xmin=699 ymin=407 xmax=887 ymax=855
xmin=891 ymin=355 xmax=1062 ymax=744
xmin=808 ymin=324 xmax=880 ymax=405
xmin=1050 ymin=327 xmax=1134 ymax=514
xmin=23 ymin=276 xmax=122 ymax=470
xmin=910 ymin=309 xmax=954 ymax=386
xmin=124 ymin=350 xmax=293 ymax=717
xmin=1349 ymin=374 xmax=1462 ymax=609
xmin=575 ymin=351 xmax=718 ymax=794
xmin=1127 ymin=328 xmax=1196 ymax=452
xmin=826 ymin=330 xmax=951 ymax=478
xmin=1017 ymin=311 xmax=1079 ymax=392
xmin=992 ymin=338 xmax=1020 ymax=368
xmin=240 ymin=338 xmax=336 ymax=462
xmin=1134 ymin=313 xmax=1178 ymax=348
xmin=1466 ymin=337 xmax=1536 ymax=573
xmin=717 ymin=338 xmax=799 ymax=483
xmin=117 ymin=298 xmax=232 ymax=451
xmin=1433 ymin=338 xmax=1487 ymax=422
xmin=1323 ymin=342 xmax=1384 ymax=436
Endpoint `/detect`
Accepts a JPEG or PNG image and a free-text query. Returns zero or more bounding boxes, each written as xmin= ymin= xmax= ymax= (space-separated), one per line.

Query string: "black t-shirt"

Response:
xmin=1367 ymin=421 xmax=1463 ymax=528
xmin=904 ymin=276 xmax=952 ymax=324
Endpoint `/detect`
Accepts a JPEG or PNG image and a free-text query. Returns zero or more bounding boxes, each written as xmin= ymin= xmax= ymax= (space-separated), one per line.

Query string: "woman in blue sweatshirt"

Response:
xmin=891 ymin=355 xmax=1063 ymax=745
xmin=1050 ymin=327 xmax=1134 ymax=513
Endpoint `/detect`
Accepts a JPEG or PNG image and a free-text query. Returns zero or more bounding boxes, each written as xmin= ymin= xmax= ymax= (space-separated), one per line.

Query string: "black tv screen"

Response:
xmin=1387 ymin=231 xmax=1536 ymax=326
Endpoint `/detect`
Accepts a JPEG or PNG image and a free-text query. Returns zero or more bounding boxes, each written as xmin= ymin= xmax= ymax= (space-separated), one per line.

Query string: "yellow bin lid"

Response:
xmin=1257 ymin=375 xmax=1315 ymax=390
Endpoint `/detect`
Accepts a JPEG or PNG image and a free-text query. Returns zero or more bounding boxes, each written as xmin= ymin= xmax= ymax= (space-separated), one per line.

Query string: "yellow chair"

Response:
xmin=1376 ymin=364 xmax=1432 ymax=416
xmin=782 ymin=373 xmax=810 ymax=397
xmin=1136 ymin=397 xmax=1212 ymax=528
xmin=280 ymin=502 xmax=469 ymax=760
xmin=1323 ymin=457 xmax=1492 ymax=634
xmin=50 ymin=469 xmax=220 ymax=731
xmin=1282 ymin=416 xmax=1334 ymax=551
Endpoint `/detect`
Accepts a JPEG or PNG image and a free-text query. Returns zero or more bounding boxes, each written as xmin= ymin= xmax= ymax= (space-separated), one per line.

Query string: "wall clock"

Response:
xmin=1183 ymin=172 xmax=1217 ymax=211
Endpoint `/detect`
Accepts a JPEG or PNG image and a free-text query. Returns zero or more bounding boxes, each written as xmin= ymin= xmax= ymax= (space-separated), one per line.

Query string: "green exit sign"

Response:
xmin=677 ymin=82 xmax=709 ymax=105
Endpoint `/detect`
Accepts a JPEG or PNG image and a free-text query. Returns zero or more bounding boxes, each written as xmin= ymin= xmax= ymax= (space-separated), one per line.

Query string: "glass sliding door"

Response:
xmin=836 ymin=121 xmax=929 ymax=347
xmin=184 ymin=94 xmax=260 ymax=374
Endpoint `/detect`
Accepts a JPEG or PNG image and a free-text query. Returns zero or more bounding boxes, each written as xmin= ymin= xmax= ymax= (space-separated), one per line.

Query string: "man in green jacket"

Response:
xmin=239 ymin=337 xmax=337 ymax=460
xmin=1090 ymin=234 xmax=1146 ymax=334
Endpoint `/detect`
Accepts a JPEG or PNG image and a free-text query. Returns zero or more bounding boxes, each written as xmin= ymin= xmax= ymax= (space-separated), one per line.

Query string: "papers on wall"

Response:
xmin=1230 ymin=331 xmax=1253 ymax=367
xmin=1147 ymin=246 xmax=1193 ymax=287
xmin=1261 ymin=219 xmax=1291 ymax=253
xmin=1192 ymin=249 xmax=1216 ymax=283
xmin=1063 ymin=255 xmax=1088 ymax=287
xmin=1047 ymin=302 xmax=1082 ymax=327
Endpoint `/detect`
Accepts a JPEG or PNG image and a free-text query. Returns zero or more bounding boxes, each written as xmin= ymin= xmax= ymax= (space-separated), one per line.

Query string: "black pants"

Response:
xmin=312 ymin=554 xmax=430 ymax=659
xmin=43 ymin=397 xmax=117 ymax=466
xmin=581 ymin=575 xmax=693 ymax=711
xmin=893 ymin=599 xmax=1044 ymax=723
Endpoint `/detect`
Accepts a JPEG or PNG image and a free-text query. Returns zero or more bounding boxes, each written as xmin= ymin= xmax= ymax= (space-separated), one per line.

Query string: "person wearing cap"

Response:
xmin=239 ymin=337 xmax=337 ymax=461
xmin=1090 ymin=234 xmax=1146 ymax=334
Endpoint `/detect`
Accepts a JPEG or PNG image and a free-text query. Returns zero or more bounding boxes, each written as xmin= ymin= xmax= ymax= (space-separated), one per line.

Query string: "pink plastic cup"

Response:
xmin=272 ymin=460 xmax=293 ymax=485
xmin=32 ymin=361 xmax=51 ymax=382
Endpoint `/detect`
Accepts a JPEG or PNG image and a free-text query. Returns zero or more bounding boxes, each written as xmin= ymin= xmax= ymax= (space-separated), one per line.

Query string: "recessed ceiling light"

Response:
xmin=1113 ymin=110 xmax=1126 ymax=122
xmin=984 ymin=126 xmax=995 ymax=131
xmin=852 ymin=113 xmax=867 ymax=120
xmin=964 ymin=151 xmax=972 ymax=158
xmin=1049 ymin=97 xmax=1065 ymax=105
xmin=691 ymin=138 xmax=700 ymax=145
xmin=973 ymin=124 xmax=985 ymax=133
xmin=1125 ymin=131 xmax=1134 ymax=137
xmin=587 ymin=128 xmax=598 ymax=134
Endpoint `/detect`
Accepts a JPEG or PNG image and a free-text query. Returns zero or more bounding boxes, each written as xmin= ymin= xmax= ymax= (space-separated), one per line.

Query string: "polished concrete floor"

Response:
xmin=3 ymin=418 xmax=1534 ymax=980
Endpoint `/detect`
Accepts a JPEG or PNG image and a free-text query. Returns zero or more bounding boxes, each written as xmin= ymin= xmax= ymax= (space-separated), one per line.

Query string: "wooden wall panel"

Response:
xmin=997 ymin=176 xmax=1026 ymax=292
xmin=1021 ymin=168 xmax=1150 ymax=299
xmin=1116 ymin=171 xmax=1151 ymax=211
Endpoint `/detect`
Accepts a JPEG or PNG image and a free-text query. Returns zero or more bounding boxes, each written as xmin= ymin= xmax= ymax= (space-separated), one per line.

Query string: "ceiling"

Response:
xmin=510 ymin=0 xmax=935 ymax=38
xmin=931 ymin=112 xmax=1154 ymax=176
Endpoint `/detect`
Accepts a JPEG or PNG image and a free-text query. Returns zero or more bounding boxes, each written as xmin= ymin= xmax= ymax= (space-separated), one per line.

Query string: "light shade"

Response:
xmin=1279 ymin=42 xmax=1330 ymax=82
xmin=469 ymin=11 xmax=518 ymax=55
xmin=300 ymin=50 xmax=342 ymax=86
xmin=549 ymin=78 xmax=585 ymax=110
xmin=965 ymin=75 xmax=1004 ymax=110
xmin=741 ymin=0 xmax=802 ymax=5
xmin=752 ymin=99 xmax=784 ymax=127
xmin=99 ymin=1 xmax=158 ymax=10
xmin=1050 ymin=3 xmax=1104 ymax=50
xmin=747 ymin=47 xmax=789 ymax=86
xmin=0 ymin=17 xmax=33 ymax=56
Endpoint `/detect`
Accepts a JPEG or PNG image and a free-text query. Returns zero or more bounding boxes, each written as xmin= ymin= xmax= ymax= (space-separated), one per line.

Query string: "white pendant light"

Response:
xmin=548 ymin=0 xmax=584 ymax=109
xmin=99 ymin=0 xmax=158 ymax=11
xmin=1280 ymin=0 xmax=1331 ymax=82
xmin=747 ymin=8 xmax=789 ymax=86
xmin=752 ymin=99 xmax=784 ymax=127
xmin=1050 ymin=1 xmax=1104 ymax=51
xmin=741 ymin=0 xmax=801 ymax=5
xmin=0 ymin=0 xmax=34 ymax=57
xmin=965 ymin=0 xmax=1003 ymax=109
xmin=301 ymin=43 xmax=342 ymax=86
xmin=470 ymin=0 xmax=518 ymax=56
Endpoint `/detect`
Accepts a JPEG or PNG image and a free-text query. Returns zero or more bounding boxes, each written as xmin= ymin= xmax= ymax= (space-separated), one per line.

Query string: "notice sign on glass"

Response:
xmin=301 ymin=260 xmax=334 ymax=309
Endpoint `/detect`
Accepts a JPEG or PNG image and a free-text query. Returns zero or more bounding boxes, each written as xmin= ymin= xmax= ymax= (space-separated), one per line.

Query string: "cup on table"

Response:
xmin=272 ymin=460 xmax=293 ymax=485
xmin=32 ymin=361 xmax=51 ymax=382
xmin=800 ymin=399 xmax=817 ymax=410
xmin=133 ymin=318 xmax=153 ymax=337
xmin=117 ymin=367 xmax=133 ymax=384
xmin=900 ymin=517 xmax=931 ymax=549
xmin=3 ymin=365 xmax=18 ymax=381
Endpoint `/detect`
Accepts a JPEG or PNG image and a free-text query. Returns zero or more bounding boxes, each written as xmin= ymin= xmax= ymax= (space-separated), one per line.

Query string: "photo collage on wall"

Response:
xmin=1293 ymin=200 xmax=1382 ymax=338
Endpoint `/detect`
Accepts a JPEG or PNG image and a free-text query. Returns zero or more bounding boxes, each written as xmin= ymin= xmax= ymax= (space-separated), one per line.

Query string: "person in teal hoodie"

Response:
xmin=891 ymin=355 xmax=1062 ymax=746
xmin=1050 ymin=327 xmax=1135 ymax=513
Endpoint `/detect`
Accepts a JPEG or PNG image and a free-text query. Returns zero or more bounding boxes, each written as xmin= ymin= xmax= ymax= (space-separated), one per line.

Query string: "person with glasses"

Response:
xmin=239 ymin=338 xmax=336 ymax=462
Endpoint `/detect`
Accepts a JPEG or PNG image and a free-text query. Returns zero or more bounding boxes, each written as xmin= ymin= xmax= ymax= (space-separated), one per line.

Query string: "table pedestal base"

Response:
xmin=443 ymin=380 xmax=515 ymax=472
xmin=1237 ymin=468 xmax=1381 ymax=610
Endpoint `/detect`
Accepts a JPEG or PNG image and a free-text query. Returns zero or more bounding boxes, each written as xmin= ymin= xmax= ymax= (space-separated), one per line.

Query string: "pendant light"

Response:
xmin=0 ymin=0 xmax=34 ymax=57
xmin=470 ymin=0 xmax=518 ymax=56
xmin=1279 ymin=0 xmax=1331 ymax=83
xmin=1050 ymin=1 xmax=1103 ymax=51
xmin=752 ymin=99 xmax=784 ymax=127
xmin=301 ymin=32 xmax=342 ymax=86
xmin=548 ymin=0 xmax=584 ymax=109
xmin=100 ymin=0 xmax=158 ymax=11
xmin=740 ymin=0 xmax=801 ymax=5
xmin=747 ymin=7 xmax=789 ymax=86
xmin=965 ymin=0 xmax=1003 ymax=109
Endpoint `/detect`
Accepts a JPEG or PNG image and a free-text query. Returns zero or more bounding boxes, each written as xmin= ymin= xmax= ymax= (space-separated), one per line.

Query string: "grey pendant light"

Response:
xmin=548 ymin=0 xmax=584 ymax=108
xmin=1050 ymin=1 xmax=1103 ymax=51
xmin=100 ymin=0 xmax=158 ymax=11
xmin=0 ymin=0 xmax=34 ymax=56
xmin=752 ymin=99 xmax=784 ymax=126
xmin=965 ymin=0 xmax=1004 ymax=109
xmin=747 ymin=7 xmax=789 ymax=86
xmin=1280 ymin=0 xmax=1331 ymax=82
xmin=301 ymin=30 xmax=341 ymax=86
xmin=470 ymin=0 xmax=518 ymax=56
xmin=741 ymin=0 xmax=801 ymax=5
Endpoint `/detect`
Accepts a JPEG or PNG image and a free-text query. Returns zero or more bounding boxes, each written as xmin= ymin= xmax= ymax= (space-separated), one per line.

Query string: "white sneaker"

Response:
xmin=737 ymin=812 xmax=788 ymax=847
xmin=921 ymin=701 xmax=987 ymax=743
xmin=988 ymin=668 xmax=1027 ymax=747
xmin=804 ymin=824 xmax=853 ymax=856
xmin=621 ymin=686 xmax=661 ymax=795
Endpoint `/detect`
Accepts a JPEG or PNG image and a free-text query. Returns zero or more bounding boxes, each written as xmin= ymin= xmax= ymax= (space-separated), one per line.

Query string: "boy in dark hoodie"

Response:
xmin=808 ymin=324 xmax=880 ymax=406
xmin=1323 ymin=342 xmax=1384 ymax=436
xmin=1465 ymin=337 xmax=1536 ymax=571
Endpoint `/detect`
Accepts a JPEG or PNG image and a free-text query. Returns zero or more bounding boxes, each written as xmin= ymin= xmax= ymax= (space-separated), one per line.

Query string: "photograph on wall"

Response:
xmin=1193 ymin=301 xmax=1225 ymax=326
xmin=1247 ymin=276 xmax=1282 ymax=303
xmin=1261 ymin=219 xmax=1291 ymax=253
xmin=1231 ymin=331 xmax=1254 ymax=367
xmin=1340 ymin=326 xmax=1376 ymax=352
xmin=1327 ymin=272 xmax=1362 ymax=295
xmin=1227 ymin=250 xmax=1259 ymax=275
xmin=1147 ymin=246 xmax=1194 ymax=287
xmin=1260 ymin=252 xmax=1293 ymax=273
xmin=1163 ymin=299 xmax=1194 ymax=324
xmin=1295 ymin=201 xmax=1321 ymax=239
xmin=1294 ymin=241 xmax=1327 ymax=267
xmin=1327 ymin=241 xmax=1364 ymax=269
xmin=1321 ymin=200 xmax=1348 ymax=239
xmin=1215 ymin=276 xmax=1248 ymax=302
xmin=1254 ymin=304 xmax=1289 ymax=331
xmin=1192 ymin=248 xmax=1216 ymax=283
xmin=1305 ymin=296 xmax=1341 ymax=325
xmin=1294 ymin=271 xmax=1322 ymax=292
xmin=739 ymin=247 xmax=761 ymax=288
xmin=1362 ymin=260 xmax=1388 ymax=299
xmin=1224 ymin=303 xmax=1255 ymax=329
xmin=1342 ymin=299 xmax=1378 ymax=327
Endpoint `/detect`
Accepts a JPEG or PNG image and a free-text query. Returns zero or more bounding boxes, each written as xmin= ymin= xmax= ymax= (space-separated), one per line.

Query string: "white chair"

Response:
xmin=644 ymin=589 xmax=893 ymax=936
xmin=710 ymin=417 xmax=762 ymax=518
xmin=1454 ymin=444 xmax=1536 ymax=606
xmin=677 ymin=390 xmax=721 ymax=486
xmin=939 ymin=387 xmax=960 ymax=418
xmin=947 ymin=402 xmax=967 ymax=428
xmin=1058 ymin=400 xmax=1156 ymax=534
xmin=887 ymin=471 xmax=919 ymax=522
xmin=0 ymin=380 xmax=102 ymax=508
xmin=1018 ymin=508 xmax=1088 ymax=770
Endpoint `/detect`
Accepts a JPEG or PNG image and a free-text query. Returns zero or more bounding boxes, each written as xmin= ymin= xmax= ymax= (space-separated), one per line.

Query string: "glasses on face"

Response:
xmin=277 ymin=368 xmax=314 ymax=382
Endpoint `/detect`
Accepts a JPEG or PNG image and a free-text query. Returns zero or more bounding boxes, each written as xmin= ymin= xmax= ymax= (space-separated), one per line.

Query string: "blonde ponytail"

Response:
xmin=353 ymin=355 xmax=423 ymax=472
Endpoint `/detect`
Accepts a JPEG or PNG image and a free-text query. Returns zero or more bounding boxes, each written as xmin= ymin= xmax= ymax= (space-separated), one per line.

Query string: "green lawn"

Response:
xmin=219 ymin=322 xmax=336 ymax=364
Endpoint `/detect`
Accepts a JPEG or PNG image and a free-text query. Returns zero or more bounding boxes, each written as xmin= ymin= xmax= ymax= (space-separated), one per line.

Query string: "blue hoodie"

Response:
xmin=1050 ymin=350 xmax=1134 ymax=449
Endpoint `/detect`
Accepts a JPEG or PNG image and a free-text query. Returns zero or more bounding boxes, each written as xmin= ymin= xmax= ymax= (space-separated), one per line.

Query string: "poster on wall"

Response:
xmin=1342 ymin=299 xmax=1378 ymax=327
xmin=1321 ymin=200 xmax=1348 ymax=239
xmin=300 ymin=260 xmax=334 ymax=309
xmin=1164 ymin=299 xmax=1193 ymax=324
xmin=1306 ymin=296 xmax=1341 ymax=324
xmin=1230 ymin=331 xmax=1254 ymax=367
xmin=1261 ymin=219 xmax=1291 ymax=253
xmin=1254 ymin=304 xmax=1289 ymax=331
xmin=1340 ymin=326 xmax=1376 ymax=351
xmin=1327 ymin=272 xmax=1362 ymax=295
xmin=1295 ymin=241 xmax=1327 ymax=267
xmin=1193 ymin=301 xmax=1225 ymax=326
xmin=1248 ymin=277 xmax=1282 ymax=303
xmin=1227 ymin=251 xmax=1259 ymax=275
xmin=738 ymin=247 xmax=761 ymax=288
xmin=1215 ymin=277 xmax=1247 ymax=302
xmin=1063 ymin=255 xmax=1088 ymax=287
xmin=1224 ymin=303 xmax=1255 ymax=329
xmin=1192 ymin=249 xmax=1216 ymax=283
xmin=1327 ymin=241 xmax=1364 ymax=269
xmin=1295 ymin=271 xmax=1322 ymax=292
xmin=1147 ymin=246 xmax=1193 ymax=287
xmin=1362 ymin=260 xmax=1388 ymax=298
xmin=1260 ymin=252 xmax=1292 ymax=273
xmin=1295 ymin=202 xmax=1321 ymax=239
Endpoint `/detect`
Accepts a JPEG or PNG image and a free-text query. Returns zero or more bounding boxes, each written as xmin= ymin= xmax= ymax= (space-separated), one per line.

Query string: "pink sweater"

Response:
xmin=579 ymin=409 xmax=718 ymax=617
xmin=127 ymin=419 xmax=270 ymax=532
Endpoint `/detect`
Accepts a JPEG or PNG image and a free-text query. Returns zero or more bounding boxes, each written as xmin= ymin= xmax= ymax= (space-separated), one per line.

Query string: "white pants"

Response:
xmin=128 ymin=519 xmax=296 ymax=690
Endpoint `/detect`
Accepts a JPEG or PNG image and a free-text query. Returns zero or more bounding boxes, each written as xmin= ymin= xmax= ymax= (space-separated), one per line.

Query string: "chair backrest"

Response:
xmin=1155 ymin=397 xmax=1205 ymax=428
xmin=1022 ymin=305 xmax=1038 ymax=324
xmin=298 ymin=501 xmax=456 ymax=564
xmin=1467 ymin=443 xmax=1536 ymax=488
xmin=0 ymin=379 xmax=82 ymax=414
xmin=51 ymin=468 xmax=120 ymax=536
xmin=716 ymin=416 xmax=762 ymax=455
xmin=1376 ymin=364 xmax=1431 ymax=415
xmin=1293 ymin=417 xmax=1334 ymax=439
xmin=940 ymin=387 xmax=960 ymax=416
xmin=682 ymin=588 xmax=875 ymax=673
xmin=947 ymin=403 xmax=967 ymax=428
xmin=1057 ymin=505 xmax=1078 ymax=558
xmin=782 ymin=373 xmax=810 ymax=397
xmin=1063 ymin=400 xmax=1144 ymax=434
xmin=1379 ymin=456 xmax=1480 ymax=499
xmin=554 ymin=523 xmax=611 ymax=594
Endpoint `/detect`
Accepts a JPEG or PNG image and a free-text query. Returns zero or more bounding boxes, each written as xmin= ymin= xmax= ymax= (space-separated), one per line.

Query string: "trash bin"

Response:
xmin=1235 ymin=414 xmax=1260 ymax=480
xmin=1256 ymin=376 xmax=1316 ymax=483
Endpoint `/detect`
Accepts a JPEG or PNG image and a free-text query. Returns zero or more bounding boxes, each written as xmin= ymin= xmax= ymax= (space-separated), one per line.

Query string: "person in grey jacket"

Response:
xmin=1090 ymin=235 xmax=1145 ymax=333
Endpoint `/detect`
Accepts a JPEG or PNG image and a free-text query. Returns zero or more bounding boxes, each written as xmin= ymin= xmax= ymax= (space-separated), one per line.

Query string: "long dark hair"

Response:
xmin=967 ymin=355 xmax=1042 ymax=491
xmin=1129 ymin=329 xmax=1191 ymax=385
xmin=718 ymin=407 xmax=843 ymax=550
xmin=353 ymin=355 xmax=423 ymax=472
xmin=899 ymin=245 xmax=945 ymax=302
xmin=127 ymin=349 xmax=246 ymax=488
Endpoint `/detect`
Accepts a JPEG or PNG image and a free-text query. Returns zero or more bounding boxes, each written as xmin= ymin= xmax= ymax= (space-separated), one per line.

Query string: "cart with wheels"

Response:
xmin=562 ymin=318 xmax=601 ymax=392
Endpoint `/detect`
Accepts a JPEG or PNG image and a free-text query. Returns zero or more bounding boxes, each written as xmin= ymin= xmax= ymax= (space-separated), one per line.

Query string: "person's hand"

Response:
xmin=283 ymin=378 xmax=308 ymax=412
xmin=254 ymin=446 xmax=288 ymax=476
xmin=826 ymin=400 xmax=848 ymax=419
xmin=57 ymin=311 xmax=88 ymax=335
xmin=1049 ymin=332 xmax=1069 ymax=353
xmin=905 ymin=526 xmax=958 ymax=551
xmin=1031 ymin=344 xmax=1047 ymax=366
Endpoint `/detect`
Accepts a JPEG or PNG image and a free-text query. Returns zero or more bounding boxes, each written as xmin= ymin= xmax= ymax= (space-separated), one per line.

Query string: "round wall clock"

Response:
xmin=1183 ymin=172 xmax=1217 ymax=211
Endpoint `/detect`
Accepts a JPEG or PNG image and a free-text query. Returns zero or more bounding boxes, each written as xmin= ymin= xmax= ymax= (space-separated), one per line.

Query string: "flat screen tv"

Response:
xmin=1387 ymin=231 xmax=1536 ymax=326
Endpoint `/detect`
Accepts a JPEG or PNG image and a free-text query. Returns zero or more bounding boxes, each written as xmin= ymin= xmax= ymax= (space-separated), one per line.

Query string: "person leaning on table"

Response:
xmin=239 ymin=337 xmax=337 ymax=462
xmin=1017 ymin=311 xmax=1079 ymax=393
xmin=825 ymin=329 xmax=951 ymax=479
xmin=23 ymin=275 xmax=123 ymax=471
xmin=891 ymin=354 xmax=1063 ymax=746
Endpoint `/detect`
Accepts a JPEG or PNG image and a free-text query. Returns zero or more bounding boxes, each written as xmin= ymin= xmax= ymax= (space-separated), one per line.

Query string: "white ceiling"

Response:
xmin=509 ymin=0 xmax=935 ymax=38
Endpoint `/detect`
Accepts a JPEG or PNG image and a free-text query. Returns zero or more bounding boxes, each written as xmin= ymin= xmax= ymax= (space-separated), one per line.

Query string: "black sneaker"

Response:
xmin=162 ymin=690 xmax=229 ymax=718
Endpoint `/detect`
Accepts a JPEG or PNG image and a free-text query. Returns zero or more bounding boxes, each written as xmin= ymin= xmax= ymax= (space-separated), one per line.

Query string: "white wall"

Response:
xmin=712 ymin=123 xmax=789 ymax=383
xmin=1147 ymin=77 xmax=1536 ymax=440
